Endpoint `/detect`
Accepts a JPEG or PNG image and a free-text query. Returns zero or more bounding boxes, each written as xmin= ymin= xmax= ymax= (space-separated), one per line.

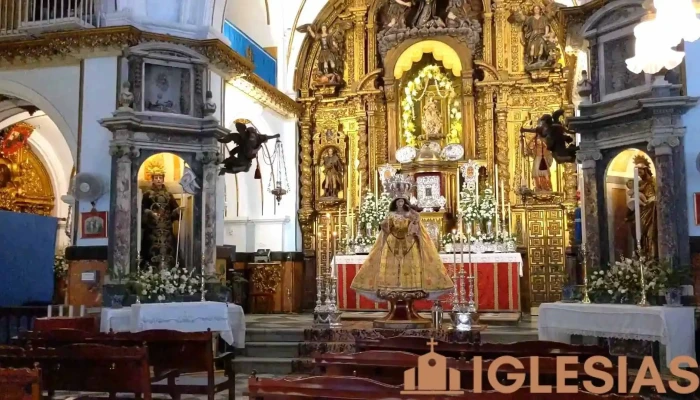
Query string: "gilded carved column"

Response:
xmin=577 ymin=149 xmax=602 ymax=269
xmin=356 ymin=98 xmax=369 ymax=192
xmin=197 ymin=151 xmax=220 ymax=275
xmin=298 ymin=101 xmax=316 ymax=251
xmin=563 ymin=107 xmax=578 ymax=204
xmin=483 ymin=12 xmax=494 ymax=65
xmin=385 ymin=79 xmax=397 ymax=162
xmin=462 ymin=73 xmax=476 ymax=158
xmin=109 ymin=143 xmax=140 ymax=276
xmin=495 ymin=107 xmax=510 ymax=200
xmin=649 ymin=137 xmax=681 ymax=262
xmin=493 ymin=0 xmax=509 ymax=71
xmin=350 ymin=7 xmax=367 ymax=84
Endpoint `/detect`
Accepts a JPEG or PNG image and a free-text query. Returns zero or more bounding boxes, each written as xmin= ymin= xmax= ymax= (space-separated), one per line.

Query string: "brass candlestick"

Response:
xmin=637 ymin=241 xmax=649 ymax=306
xmin=581 ymin=244 xmax=591 ymax=304
xmin=200 ymin=253 xmax=207 ymax=302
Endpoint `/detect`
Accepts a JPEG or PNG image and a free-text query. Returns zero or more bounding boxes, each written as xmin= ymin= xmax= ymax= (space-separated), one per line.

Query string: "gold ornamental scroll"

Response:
xmin=0 ymin=143 xmax=54 ymax=216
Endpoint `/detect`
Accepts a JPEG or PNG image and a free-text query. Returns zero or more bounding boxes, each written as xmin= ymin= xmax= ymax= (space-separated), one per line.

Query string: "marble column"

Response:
xmin=649 ymin=138 xmax=681 ymax=263
xmin=198 ymin=151 xmax=220 ymax=275
xmin=109 ymin=143 xmax=139 ymax=276
xmin=578 ymin=150 xmax=602 ymax=269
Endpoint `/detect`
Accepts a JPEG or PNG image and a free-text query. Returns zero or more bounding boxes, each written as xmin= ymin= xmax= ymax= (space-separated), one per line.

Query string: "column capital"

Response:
xmin=576 ymin=149 xmax=602 ymax=167
xmin=648 ymin=135 xmax=681 ymax=155
xmin=109 ymin=143 xmax=140 ymax=160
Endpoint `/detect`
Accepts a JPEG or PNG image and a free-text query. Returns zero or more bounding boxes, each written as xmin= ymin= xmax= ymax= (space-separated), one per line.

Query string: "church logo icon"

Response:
xmin=401 ymin=338 xmax=464 ymax=395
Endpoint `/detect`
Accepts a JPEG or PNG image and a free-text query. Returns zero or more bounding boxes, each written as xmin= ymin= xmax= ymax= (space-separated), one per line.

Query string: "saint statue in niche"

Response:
xmin=141 ymin=162 xmax=181 ymax=268
xmin=421 ymin=96 xmax=443 ymax=141
xmin=412 ymin=0 xmax=443 ymax=29
xmin=511 ymin=5 xmax=558 ymax=69
xmin=321 ymin=146 xmax=344 ymax=199
xmin=385 ymin=0 xmax=412 ymax=28
xmin=626 ymin=155 xmax=657 ymax=258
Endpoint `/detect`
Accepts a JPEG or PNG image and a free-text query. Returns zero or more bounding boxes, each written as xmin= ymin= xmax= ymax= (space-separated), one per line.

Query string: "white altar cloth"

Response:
xmin=100 ymin=302 xmax=246 ymax=348
xmin=538 ymin=303 xmax=696 ymax=367
xmin=332 ymin=253 xmax=523 ymax=277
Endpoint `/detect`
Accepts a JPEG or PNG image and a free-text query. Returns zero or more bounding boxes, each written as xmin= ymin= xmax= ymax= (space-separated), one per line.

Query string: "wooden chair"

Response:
xmin=0 ymin=367 xmax=41 ymax=400
xmin=247 ymin=375 xmax=655 ymax=400
xmin=0 ymin=344 xmax=152 ymax=399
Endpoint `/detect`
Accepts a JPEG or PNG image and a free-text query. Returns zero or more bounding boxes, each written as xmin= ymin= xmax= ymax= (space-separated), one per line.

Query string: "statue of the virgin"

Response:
xmin=351 ymin=174 xmax=453 ymax=328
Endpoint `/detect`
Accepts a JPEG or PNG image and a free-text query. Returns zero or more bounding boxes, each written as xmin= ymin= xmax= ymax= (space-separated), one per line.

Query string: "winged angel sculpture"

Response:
xmin=217 ymin=122 xmax=280 ymax=175
xmin=520 ymin=109 xmax=578 ymax=164
xmin=297 ymin=20 xmax=353 ymax=85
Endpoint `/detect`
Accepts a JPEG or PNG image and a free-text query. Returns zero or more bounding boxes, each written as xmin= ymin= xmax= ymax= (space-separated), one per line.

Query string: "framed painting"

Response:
xmin=81 ymin=210 xmax=107 ymax=239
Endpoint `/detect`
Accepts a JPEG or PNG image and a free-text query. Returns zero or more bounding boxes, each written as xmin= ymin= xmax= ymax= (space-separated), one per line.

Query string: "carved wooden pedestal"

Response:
xmin=373 ymin=290 xmax=431 ymax=329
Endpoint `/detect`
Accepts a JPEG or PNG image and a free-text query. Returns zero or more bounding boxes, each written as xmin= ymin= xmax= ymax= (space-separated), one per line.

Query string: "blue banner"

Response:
xmin=223 ymin=21 xmax=277 ymax=87
xmin=0 ymin=210 xmax=57 ymax=306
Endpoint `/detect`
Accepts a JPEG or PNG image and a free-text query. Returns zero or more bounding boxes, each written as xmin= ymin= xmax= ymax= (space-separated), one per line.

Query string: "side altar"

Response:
xmin=332 ymin=253 xmax=522 ymax=313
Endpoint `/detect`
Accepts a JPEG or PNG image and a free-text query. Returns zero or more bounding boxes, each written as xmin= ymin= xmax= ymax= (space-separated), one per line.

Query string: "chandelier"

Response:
xmin=626 ymin=0 xmax=700 ymax=74
xmin=262 ymin=138 xmax=290 ymax=205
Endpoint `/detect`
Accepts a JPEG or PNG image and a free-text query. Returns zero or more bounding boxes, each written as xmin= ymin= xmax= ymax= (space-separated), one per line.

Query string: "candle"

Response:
xmin=633 ymin=167 xmax=641 ymax=244
xmin=467 ymin=231 xmax=472 ymax=276
xmin=47 ymin=305 xmax=52 ymax=318
xmin=460 ymin=231 xmax=464 ymax=304
xmin=332 ymin=231 xmax=338 ymax=277
xmin=501 ymin=182 xmax=506 ymax=221
xmin=508 ymin=203 xmax=512 ymax=233
xmin=68 ymin=306 xmax=73 ymax=317
xmin=80 ymin=305 xmax=85 ymax=317
xmin=358 ymin=172 xmax=362 ymax=204
xmin=374 ymin=171 xmax=379 ymax=208
xmin=326 ymin=213 xmax=331 ymax=274
xmin=59 ymin=306 xmax=63 ymax=317
xmin=137 ymin=189 xmax=142 ymax=252
xmin=475 ymin=167 xmax=479 ymax=206
xmin=580 ymin=172 xmax=586 ymax=247
xmin=495 ymin=165 xmax=500 ymax=236
xmin=456 ymin=165 xmax=461 ymax=215
xmin=202 ymin=191 xmax=206 ymax=248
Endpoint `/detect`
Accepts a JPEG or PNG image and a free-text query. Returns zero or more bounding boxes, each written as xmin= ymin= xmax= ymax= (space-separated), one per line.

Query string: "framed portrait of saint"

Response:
xmin=81 ymin=210 xmax=107 ymax=239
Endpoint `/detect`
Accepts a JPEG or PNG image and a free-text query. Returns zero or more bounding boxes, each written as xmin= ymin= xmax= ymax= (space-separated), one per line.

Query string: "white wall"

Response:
xmin=684 ymin=40 xmax=700 ymax=236
xmin=76 ymin=57 xmax=118 ymax=246
xmin=224 ymin=0 xmax=274 ymax=48
xmin=222 ymin=83 xmax=299 ymax=251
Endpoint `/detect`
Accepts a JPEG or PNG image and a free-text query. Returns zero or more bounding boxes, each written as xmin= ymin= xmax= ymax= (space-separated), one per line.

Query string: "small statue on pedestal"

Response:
xmin=141 ymin=163 xmax=181 ymax=267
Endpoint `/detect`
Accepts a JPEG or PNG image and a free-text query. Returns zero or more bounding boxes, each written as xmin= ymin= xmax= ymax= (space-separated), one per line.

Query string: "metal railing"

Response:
xmin=0 ymin=0 xmax=101 ymax=36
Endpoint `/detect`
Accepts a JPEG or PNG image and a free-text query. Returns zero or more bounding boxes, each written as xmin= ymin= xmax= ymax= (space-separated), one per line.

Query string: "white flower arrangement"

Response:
xmin=358 ymin=192 xmax=391 ymax=231
xmin=441 ymin=231 xmax=467 ymax=247
xmin=458 ymin=188 xmax=480 ymax=222
xmin=587 ymin=254 xmax=668 ymax=304
xmin=136 ymin=265 xmax=201 ymax=302
xmin=354 ymin=235 xmax=376 ymax=247
xmin=479 ymin=187 xmax=497 ymax=220
xmin=54 ymin=249 xmax=68 ymax=279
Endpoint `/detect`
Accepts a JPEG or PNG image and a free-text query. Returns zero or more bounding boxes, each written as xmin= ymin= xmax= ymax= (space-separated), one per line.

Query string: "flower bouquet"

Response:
xmin=353 ymin=235 xmax=376 ymax=254
xmin=134 ymin=265 xmax=202 ymax=303
xmin=587 ymin=254 xmax=668 ymax=304
xmin=440 ymin=231 xmax=467 ymax=253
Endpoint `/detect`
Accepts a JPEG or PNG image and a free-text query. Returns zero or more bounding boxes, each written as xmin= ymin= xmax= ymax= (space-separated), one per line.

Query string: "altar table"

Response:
xmin=332 ymin=253 xmax=522 ymax=312
xmin=100 ymin=302 xmax=246 ymax=348
xmin=538 ymin=303 xmax=696 ymax=367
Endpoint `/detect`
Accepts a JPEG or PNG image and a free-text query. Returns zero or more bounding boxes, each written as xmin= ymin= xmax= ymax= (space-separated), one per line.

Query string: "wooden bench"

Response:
xmin=0 ymin=367 xmax=41 ymax=400
xmin=20 ymin=329 xmax=234 ymax=400
xmin=32 ymin=316 xmax=97 ymax=333
xmin=0 ymin=344 xmax=153 ymax=399
xmin=355 ymin=337 xmax=609 ymax=360
xmin=247 ymin=375 xmax=654 ymax=400
xmin=315 ymin=351 xmax=620 ymax=389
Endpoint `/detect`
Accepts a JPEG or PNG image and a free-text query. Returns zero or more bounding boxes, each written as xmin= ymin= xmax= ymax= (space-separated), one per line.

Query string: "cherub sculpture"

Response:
xmin=297 ymin=21 xmax=353 ymax=85
xmin=217 ymin=122 xmax=280 ymax=175
xmin=520 ymin=109 xmax=578 ymax=164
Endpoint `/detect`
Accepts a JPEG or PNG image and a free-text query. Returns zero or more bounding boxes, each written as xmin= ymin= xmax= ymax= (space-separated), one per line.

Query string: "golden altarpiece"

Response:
xmin=0 ymin=123 xmax=54 ymax=216
xmin=295 ymin=0 xmax=581 ymax=311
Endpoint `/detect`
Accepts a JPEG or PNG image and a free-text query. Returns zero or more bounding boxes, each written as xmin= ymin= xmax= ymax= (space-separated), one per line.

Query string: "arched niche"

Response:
xmin=382 ymin=36 xmax=476 ymax=160
xmin=603 ymin=148 xmax=655 ymax=261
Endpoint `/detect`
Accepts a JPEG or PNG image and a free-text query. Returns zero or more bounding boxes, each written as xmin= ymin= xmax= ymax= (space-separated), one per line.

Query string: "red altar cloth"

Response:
xmin=332 ymin=253 xmax=522 ymax=312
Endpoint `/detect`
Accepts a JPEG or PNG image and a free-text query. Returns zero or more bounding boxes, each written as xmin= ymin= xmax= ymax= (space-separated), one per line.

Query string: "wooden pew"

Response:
xmin=20 ymin=329 xmax=234 ymax=400
xmin=32 ymin=316 xmax=97 ymax=333
xmin=247 ymin=375 xmax=654 ymax=400
xmin=0 ymin=367 xmax=41 ymax=400
xmin=0 ymin=344 xmax=152 ymax=399
xmin=355 ymin=337 xmax=609 ymax=360
xmin=315 ymin=351 xmax=620 ymax=389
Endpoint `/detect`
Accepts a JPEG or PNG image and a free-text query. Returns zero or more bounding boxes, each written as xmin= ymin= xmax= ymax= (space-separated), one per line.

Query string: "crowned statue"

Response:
xmin=141 ymin=162 xmax=181 ymax=268
xmin=351 ymin=174 xmax=453 ymax=328
xmin=626 ymin=154 xmax=657 ymax=258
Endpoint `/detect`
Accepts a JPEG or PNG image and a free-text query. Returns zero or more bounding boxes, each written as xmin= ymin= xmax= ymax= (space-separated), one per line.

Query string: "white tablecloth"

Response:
xmin=332 ymin=253 xmax=523 ymax=277
xmin=100 ymin=302 xmax=246 ymax=348
xmin=538 ymin=303 xmax=696 ymax=367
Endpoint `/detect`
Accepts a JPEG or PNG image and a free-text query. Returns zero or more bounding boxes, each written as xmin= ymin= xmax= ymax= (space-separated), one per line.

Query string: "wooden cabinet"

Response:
xmin=246 ymin=261 xmax=303 ymax=313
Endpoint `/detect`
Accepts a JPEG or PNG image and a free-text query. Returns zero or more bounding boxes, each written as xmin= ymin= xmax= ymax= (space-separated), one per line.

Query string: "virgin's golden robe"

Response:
xmin=351 ymin=212 xmax=453 ymax=301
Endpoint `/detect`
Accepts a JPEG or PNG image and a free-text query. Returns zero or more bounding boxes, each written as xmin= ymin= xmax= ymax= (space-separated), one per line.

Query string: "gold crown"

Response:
xmin=145 ymin=156 xmax=166 ymax=177
xmin=633 ymin=154 xmax=651 ymax=169
xmin=388 ymin=174 xmax=413 ymax=200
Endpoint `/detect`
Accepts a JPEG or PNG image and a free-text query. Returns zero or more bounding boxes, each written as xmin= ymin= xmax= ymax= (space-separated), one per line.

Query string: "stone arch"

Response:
xmin=581 ymin=0 xmax=645 ymax=38
xmin=0 ymin=80 xmax=77 ymax=162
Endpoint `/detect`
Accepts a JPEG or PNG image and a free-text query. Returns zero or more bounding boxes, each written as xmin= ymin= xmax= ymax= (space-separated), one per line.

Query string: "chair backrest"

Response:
xmin=0 ymin=367 xmax=41 ymax=400
xmin=28 ymin=344 xmax=151 ymax=395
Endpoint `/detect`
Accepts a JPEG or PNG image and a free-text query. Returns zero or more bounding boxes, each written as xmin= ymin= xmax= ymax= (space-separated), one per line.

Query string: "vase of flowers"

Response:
xmin=662 ymin=265 xmax=690 ymax=306
xmin=135 ymin=264 xmax=202 ymax=303
xmin=587 ymin=255 xmax=668 ymax=304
